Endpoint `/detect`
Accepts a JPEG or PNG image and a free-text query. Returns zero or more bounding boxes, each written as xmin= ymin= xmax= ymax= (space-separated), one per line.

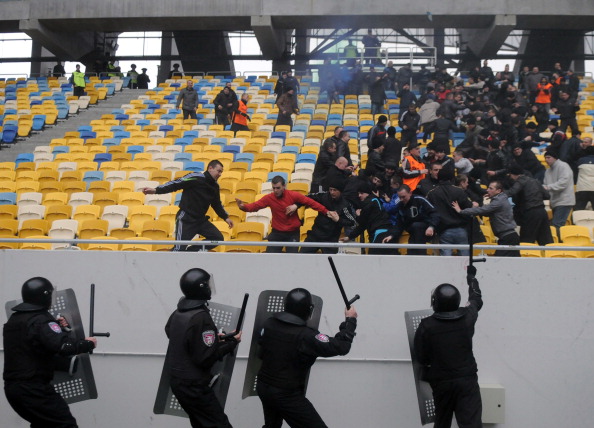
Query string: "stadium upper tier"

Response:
xmin=1 ymin=0 xmax=594 ymax=31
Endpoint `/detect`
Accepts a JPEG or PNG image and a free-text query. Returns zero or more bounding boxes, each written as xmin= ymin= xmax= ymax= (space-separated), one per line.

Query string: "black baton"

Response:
xmin=90 ymin=283 xmax=111 ymax=338
xmin=328 ymin=256 xmax=360 ymax=309
xmin=468 ymin=218 xmax=486 ymax=268
xmin=221 ymin=293 xmax=249 ymax=340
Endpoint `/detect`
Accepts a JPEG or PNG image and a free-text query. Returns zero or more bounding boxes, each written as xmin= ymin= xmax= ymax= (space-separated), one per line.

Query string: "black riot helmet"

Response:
xmin=431 ymin=283 xmax=461 ymax=312
xmin=284 ymin=288 xmax=314 ymax=320
xmin=180 ymin=268 xmax=213 ymax=301
xmin=21 ymin=277 xmax=54 ymax=310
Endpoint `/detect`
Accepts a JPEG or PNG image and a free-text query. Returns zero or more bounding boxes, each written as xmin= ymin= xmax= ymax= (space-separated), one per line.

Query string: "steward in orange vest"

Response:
xmin=231 ymin=93 xmax=250 ymax=133
xmin=402 ymin=143 xmax=428 ymax=192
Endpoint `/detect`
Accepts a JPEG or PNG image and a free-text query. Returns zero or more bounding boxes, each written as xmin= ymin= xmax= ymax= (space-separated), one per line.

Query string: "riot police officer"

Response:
xmin=3 ymin=277 xmax=97 ymax=428
xmin=414 ymin=267 xmax=483 ymax=428
xmin=164 ymin=268 xmax=241 ymax=428
xmin=257 ymin=288 xmax=358 ymax=428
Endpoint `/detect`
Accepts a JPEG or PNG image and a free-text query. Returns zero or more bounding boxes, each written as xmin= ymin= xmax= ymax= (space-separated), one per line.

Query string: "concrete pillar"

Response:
xmin=517 ymin=29 xmax=585 ymax=73
xmin=159 ymin=31 xmax=173 ymax=83
xmin=173 ymin=31 xmax=234 ymax=75
xmin=30 ymin=40 xmax=42 ymax=78
xmin=433 ymin=28 xmax=445 ymax=66
xmin=294 ymin=29 xmax=309 ymax=74
xmin=459 ymin=15 xmax=516 ymax=60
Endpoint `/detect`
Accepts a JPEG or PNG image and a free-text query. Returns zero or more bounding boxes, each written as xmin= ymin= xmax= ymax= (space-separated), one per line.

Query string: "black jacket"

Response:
xmin=165 ymin=299 xmax=237 ymax=384
xmin=414 ymin=281 xmax=483 ymax=382
xmin=3 ymin=310 xmax=94 ymax=382
xmin=257 ymin=312 xmax=356 ymax=389
xmin=365 ymin=150 xmax=385 ymax=177
xmin=311 ymin=149 xmax=337 ymax=189
xmin=348 ymin=195 xmax=393 ymax=241
xmin=388 ymin=195 xmax=440 ymax=240
xmin=156 ymin=171 xmax=228 ymax=221
xmin=306 ymin=192 xmax=357 ymax=241
xmin=505 ymin=174 xmax=549 ymax=212
xmin=427 ymin=183 xmax=473 ymax=232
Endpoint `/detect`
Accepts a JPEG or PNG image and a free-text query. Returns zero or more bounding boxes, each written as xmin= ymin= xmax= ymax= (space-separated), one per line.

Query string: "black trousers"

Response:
xmin=275 ymin=114 xmax=293 ymax=130
xmin=73 ymin=86 xmax=85 ymax=97
xmin=266 ymin=229 xmax=300 ymax=253
xmin=519 ymin=207 xmax=553 ymax=246
xmin=495 ymin=232 xmax=520 ymax=257
xmin=182 ymin=109 xmax=198 ymax=120
xmin=406 ymin=221 xmax=431 ymax=255
xmin=5 ymin=381 xmax=78 ymax=428
xmin=431 ymin=375 xmax=482 ymax=428
xmin=300 ymin=232 xmax=339 ymax=254
xmin=174 ymin=211 xmax=224 ymax=251
xmin=575 ymin=191 xmax=594 ymax=211
xmin=257 ymin=380 xmax=327 ymax=428
xmin=170 ymin=378 xmax=232 ymax=428
xmin=559 ymin=117 xmax=579 ymax=136
xmin=400 ymin=130 xmax=418 ymax=148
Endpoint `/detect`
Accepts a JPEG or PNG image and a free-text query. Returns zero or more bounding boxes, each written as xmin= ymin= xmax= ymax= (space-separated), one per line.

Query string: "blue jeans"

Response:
xmin=439 ymin=227 xmax=469 ymax=256
xmin=371 ymin=103 xmax=384 ymax=115
xmin=551 ymin=205 xmax=573 ymax=239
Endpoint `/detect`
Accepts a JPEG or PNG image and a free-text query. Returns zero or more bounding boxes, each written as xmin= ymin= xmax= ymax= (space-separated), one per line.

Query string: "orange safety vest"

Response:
xmin=535 ymin=83 xmax=553 ymax=104
xmin=402 ymin=155 xmax=426 ymax=191
xmin=233 ymin=101 xmax=248 ymax=126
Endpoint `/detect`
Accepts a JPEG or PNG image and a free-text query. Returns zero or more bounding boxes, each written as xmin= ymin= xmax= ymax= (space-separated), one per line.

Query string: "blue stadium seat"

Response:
xmin=0 ymin=192 xmax=17 ymax=206
xmin=15 ymin=153 xmax=34 ymax=166
xmin=184 ymin=161 xmax=204 ymax=172
xmin=83 ymin=171 xmax=104 ymax=184
xmin=296 ymin=154 xmax=317 ymax=164
xmin=174 ymin=153 xmax=192 ymax=162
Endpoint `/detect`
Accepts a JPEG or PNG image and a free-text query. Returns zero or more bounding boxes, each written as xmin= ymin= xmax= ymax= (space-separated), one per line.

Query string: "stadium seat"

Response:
xmin=0 ymin=205 xmax=18 ymax=220
xmin=68 ymin=192 xmax=94 ymax=208
xmin=140 ymin=220 xmax=171 ymax=240
xmin=20 ymin=236 xmax=52 ymax=250
xmin=121 ymin=237 xmax=153 ymax=251
xmin=45 ymin=204 xmax=73 ymax=223
xmin=18 ymin=219 xmax=50 ymax=238
xmin=73 ymin=204 xmax=101 ymax=222
xmin=560 ymin=225 xmax=592 ymax=245
xmin=17 ymin=204 xmax=46 ymax=222
xmin=0 ymin=219 xmax=19 ymax=237
xmin=78 ymin=219 xmax=109 ymax=240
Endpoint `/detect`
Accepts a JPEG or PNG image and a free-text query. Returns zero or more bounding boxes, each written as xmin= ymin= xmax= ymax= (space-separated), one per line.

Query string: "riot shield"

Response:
xmin=404 ymin=309 xmax=435 ymax=425
xmin=153 ymin=301 xmax=241 ymax=417
xmin=241 ymin=290 xmax=323 ymax=399
xmin=5 ymin=289 xmax=98 ymax=404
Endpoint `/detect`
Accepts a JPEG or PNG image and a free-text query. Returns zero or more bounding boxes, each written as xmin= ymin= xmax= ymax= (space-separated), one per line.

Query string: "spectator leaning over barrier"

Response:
xmin=453 ymin=180 xmax=520 ymax=257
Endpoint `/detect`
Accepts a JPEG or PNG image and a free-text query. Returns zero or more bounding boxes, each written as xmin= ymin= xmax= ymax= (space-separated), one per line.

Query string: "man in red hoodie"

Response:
xmin=236 ymin=175 xmax=338 ymax=253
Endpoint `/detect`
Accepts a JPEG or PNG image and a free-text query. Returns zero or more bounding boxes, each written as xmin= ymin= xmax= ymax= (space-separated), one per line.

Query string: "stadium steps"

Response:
xmin=0 ymin=88 xmax=147 ymax=162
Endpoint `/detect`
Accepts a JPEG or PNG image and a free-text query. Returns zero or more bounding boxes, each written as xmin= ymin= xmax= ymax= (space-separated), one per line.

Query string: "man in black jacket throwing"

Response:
xmin=143 ymin=160 xmax=232 ymax=251
xmin=257 ymin=288 xmax=357 ymax=428
xmin=414 ymin=266 xmax=483 ymax=428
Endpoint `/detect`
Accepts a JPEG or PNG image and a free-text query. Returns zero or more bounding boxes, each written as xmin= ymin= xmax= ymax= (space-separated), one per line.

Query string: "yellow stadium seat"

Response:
xmin=18 ymin=219 xmax=50 ymax=238
xmin=46 ymin=204 xmax=73 ymax=223
xmin=78 ymin=219 xmax=109 ymax=239
xmin=43 ymin=192 xmax=69 ymax=207
xmin=73 ymin=204 xmax=101 ymax=223
xmin=560 ymin=225 xmax=592 ymax=246
xmin=140 ymin=220 xmax=171 ymax=240
xmin=0 ymin=219 xmax=19 ymax=236
xmin=20 ymin=236 xmax=52 ymax=250
xmin=118 ymin=191 xmax=145 ymax=209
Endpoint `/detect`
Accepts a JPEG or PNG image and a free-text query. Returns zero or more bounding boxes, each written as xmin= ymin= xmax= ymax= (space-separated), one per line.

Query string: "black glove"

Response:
xmin=466 ymin=265 xmax=477 ymax=287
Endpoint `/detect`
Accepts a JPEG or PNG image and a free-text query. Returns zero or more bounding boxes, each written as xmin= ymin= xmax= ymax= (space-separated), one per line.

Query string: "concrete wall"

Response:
xmin=0 ymin=251 xmax=593 ymax=427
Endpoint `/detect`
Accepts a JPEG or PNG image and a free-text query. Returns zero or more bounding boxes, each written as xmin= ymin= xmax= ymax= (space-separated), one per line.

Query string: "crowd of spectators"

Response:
xmin=229 ymin=58 xmax=593 ymax=255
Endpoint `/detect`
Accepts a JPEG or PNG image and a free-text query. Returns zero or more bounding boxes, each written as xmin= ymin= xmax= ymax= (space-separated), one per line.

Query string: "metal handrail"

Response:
xmin=1 ymin=237 xmax=592 ymax=255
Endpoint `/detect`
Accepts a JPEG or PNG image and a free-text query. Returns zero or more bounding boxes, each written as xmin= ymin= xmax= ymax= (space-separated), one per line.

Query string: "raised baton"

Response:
xmin=328 ymin=256 xmax=360 ymax=309
xmin=220 ymin=293 xmax=249 ymax=340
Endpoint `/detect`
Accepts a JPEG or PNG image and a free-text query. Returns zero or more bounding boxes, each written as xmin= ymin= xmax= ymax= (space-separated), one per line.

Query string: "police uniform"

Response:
xmin=165 ymin=268 xmax=238 ymax=428
xmin=257 ymin=311 xmax=357 ymax=428
xmin=414 ymin=279 xmax=483 ymax=428
xmin=3 ymin=307 xmax=95 ymax=427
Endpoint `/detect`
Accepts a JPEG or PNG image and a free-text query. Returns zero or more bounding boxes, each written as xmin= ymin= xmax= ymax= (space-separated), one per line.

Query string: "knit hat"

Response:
xmin=508 ymin=164 xmax=524 ymax=175
xmin=378 ymin=115 xmax=388 ymax=124
xmin=466 ymin=116 xmax=477 ymax=125
xmin=358 ymin=180 xmax=373 ymax=195
xmin=548 ymin=119 xmax=559 ymax=127
xmin=327 ymin=176 xmax=346 ymax=192
xmin=544 ymin=150 xmax=558 ymax=159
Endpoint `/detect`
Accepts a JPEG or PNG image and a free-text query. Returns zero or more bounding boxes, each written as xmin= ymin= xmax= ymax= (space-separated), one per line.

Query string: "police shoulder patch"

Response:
xmin=48 ymin=322 xmax=62 ymax=334
xmin=202 ymin=330 xmax=216 ymax=347
xmin=315 ymin=333 xmax=329 ymax=343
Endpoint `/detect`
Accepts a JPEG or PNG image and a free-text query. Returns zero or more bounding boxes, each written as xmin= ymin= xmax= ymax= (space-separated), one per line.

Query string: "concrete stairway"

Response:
xmin=0 ymin=88 xmax=147 ymax=162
